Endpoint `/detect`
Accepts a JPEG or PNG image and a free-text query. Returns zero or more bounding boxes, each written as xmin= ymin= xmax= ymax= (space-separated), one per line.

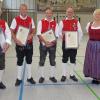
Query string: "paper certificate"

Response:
xmin=41 ymin=29 xmax=56 ymax=42
xmin=16 ymin=26 xmax=29 ymax=45
xmin=65 ymin=31 xmax=78 ymax=48
xmin=0 ymin=29 xmax=6 ymax=49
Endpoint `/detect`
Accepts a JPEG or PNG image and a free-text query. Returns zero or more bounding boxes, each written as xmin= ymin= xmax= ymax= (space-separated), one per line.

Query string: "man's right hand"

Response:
xmin=45 ymin=41 xmax=53 ymax=47
xmin=14 ymin=38 xmax=24 ymax=46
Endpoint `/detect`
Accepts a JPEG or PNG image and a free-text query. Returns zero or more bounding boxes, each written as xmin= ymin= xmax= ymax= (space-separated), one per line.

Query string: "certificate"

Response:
xmin=65 ymin=31 xmax=78 ymax=49
xmin=0 ymin=28 xmax=6 ymax=49
xmin=41 ymin=29 xmax=56 ymax=43
xmin=16 ymin=26 xmax=29 ymax=45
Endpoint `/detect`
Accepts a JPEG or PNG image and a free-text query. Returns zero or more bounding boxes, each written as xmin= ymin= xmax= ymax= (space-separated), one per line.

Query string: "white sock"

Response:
xmin=0 ymin=70 xmax=4 ymax=82
xmin=50 ymin=66 xmax=56 ymax=77
xmin=70 ymin=63 xmax=75 ymax=76
xmin=62 ymin=63 xmax=67 ymax=76
xmin=17 ymin=65 xmax=23 ymax=80
xmin=26 ymin=64 xmax=32 ymax=79
xmin=39 ymin=67 xmax=44 ymax=78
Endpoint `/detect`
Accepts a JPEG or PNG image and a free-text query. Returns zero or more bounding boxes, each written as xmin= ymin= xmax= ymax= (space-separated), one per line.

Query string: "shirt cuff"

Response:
xmin=36 ymin=33 xmax=41 ymax=36
xmin=6 ymin=39 xmax=11 ymax=45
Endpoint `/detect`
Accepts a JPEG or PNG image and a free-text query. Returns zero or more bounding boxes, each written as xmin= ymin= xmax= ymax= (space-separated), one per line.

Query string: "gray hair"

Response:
xmin=93 ymin=9 xmax=100 ymax=16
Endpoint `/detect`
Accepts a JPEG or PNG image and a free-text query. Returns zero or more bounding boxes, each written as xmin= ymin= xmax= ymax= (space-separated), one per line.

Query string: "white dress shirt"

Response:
xmin=86 ymin=22 xmax=100 ymax=33
xmin=10 ymin=15 xmax=35 ymax=30
xmin=59 ymin=17 xmax=83 ymax=44
xmin=5 ymin=22 xmax=11 ymax=45
xmin=36 ymin=18 xmax=59 ymax=38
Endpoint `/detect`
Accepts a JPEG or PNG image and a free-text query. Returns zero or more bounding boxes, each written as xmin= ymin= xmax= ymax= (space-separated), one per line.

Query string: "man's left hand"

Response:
xmin=2 ymin=43 xmax=10 ymax=53
xmin=27 ymin=34 xmax=33 ymax=41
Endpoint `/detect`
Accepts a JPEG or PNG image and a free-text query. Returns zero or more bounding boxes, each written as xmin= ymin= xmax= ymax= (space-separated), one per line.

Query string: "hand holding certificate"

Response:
xmin=41 ymin=29 xmax=56 ymax=43
xmin=65 ymin=31 xmax=79 ymax=49
xmin=16 ymin=26 xmax=29 ymax=45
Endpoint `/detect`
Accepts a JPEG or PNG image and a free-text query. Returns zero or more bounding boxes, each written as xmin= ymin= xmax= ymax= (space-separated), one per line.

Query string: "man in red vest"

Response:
xmin=59 ymin=6 xmax=83 ymax=82
xmin=10 ymin=4 xmax=36 ymax=86
xmin=37 ymin=7 xmax=59 ymax=83
xmin=0 ymin=8 xmax=11 ymax=89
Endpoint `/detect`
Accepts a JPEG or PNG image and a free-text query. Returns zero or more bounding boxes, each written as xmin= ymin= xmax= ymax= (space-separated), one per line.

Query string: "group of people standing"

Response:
xmin=0 ymin=4 xmax=100 ymax=90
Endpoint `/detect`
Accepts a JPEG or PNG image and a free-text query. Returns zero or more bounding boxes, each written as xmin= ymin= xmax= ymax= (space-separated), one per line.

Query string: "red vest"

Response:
xmin=14 ymin=16 xmax=33 ymax=44
xmin=39 ymin=19 xmax=56 ymax=43
xmin=89 ymin=22 xmax=100 ymax=40
xmin=0 ymin=20 xmax=6 ymax=33
xmin=41 ymin=19 xmax=56 ymax=33
xmin=62 ymin=19 xmax=78 ymax=41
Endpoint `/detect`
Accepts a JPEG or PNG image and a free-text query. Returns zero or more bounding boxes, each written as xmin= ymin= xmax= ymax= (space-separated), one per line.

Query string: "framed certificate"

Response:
xmin=41 ymin=29 xmax=56 ymax=42
xmin=0 ymin=28 xmax=6 ymax=49
xmin=65 ymin=31 xmax=79 ymax=49
xmin=16 ymin=26 xmax=29 ymax=45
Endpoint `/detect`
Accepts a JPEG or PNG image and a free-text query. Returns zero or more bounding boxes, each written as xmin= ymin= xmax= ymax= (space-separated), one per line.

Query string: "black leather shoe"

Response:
xmin=49 ymin=77 xmax=57 ymax=83
xmin=0 ymin=82 xmax=6 ymax=89
xmin=15 ymin=79 xmax=22 ymax=86
xmin=39 ymin=77 xmax=45 ymax=83
xmin=70 ymin=75 xmax=78 ymax=82
xmin=61 ymin=76 xmax=66 ymax=82
xmin=92 ymin=79 xmax=100 ymax=84
xmin=27 ymin=77 xmax=36 ymax=84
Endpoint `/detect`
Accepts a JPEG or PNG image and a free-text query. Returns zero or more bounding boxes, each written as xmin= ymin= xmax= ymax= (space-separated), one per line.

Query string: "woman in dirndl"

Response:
xmin=83 ymin=9 xmax=100 ymax=84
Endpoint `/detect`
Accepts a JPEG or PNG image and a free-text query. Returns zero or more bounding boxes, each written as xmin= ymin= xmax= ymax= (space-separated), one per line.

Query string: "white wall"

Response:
xmin=77 ymin=13 xmax=93 ymax=33
xmin=3 ymin=0 xmax=36 ymax=11
xmin=97 ymin=0 xmax=100 ymax=8
xmin=2 ymin=0 xmax=99 ymax=33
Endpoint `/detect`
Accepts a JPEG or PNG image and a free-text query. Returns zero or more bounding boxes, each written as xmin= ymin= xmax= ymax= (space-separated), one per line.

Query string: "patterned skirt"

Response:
xmin=83 ymin=40 xmax=100 ymax=80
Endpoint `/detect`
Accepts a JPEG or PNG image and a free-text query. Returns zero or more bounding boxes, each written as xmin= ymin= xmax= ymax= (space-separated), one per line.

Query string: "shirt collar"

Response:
xmin=20 ymin=15 xmax=27 ymax=20
xmin=66 ymin=17 xmax=74 ymax=20
xmin=44 ymin=18 xmax=54 ymax=22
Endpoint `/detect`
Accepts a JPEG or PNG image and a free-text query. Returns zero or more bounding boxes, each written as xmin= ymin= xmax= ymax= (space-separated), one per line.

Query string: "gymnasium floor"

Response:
xmin=0 ymin=35 xmax=100 ymax=100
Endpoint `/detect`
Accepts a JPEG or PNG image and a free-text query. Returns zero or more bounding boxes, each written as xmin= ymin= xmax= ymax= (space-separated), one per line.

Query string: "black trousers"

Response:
xmin=62 ymin=41 xmax=77 ymax=63
xmin=39 ymin=43 xmax=56 ymax=66
xmin=16 ymin=44 xmax=33 ymax=66
xmin=0 ymin=53 xmax=5 ymax=70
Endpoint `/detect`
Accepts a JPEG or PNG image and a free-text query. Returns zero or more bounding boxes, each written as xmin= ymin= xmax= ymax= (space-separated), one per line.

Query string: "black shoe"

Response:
xmin=39 ymin=77 xmax=45 ymax=83
xmin=61 ymin=76 xmax=66 ymax=82
xmin=49 ymin=77 xmax=57 ymax=83
xmin=92 ymin=79 xmax=100 ymax=84
xmin=27 ymin=77 xmax=36 ymax=84
xmin=0 ymin=82 xmax=6 ymax=89
xmin=70 ymin=75 xmax=78 ymax=82
xmin=15 ymin=79 xmax=22 ymax=86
